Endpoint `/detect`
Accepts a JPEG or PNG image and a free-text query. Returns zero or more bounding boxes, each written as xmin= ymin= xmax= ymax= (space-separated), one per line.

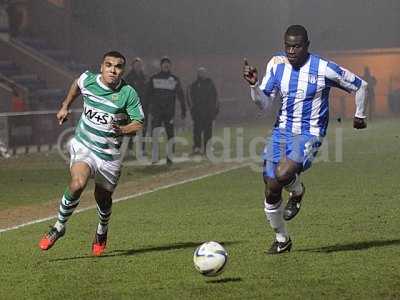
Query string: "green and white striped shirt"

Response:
xmin=75 ymin=71 xmax=144 ymax=161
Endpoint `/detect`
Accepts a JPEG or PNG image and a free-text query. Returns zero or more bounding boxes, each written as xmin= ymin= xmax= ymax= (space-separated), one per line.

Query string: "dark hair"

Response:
xmin=285 ymin=25 xmax=309 ymax=42
xmin=103 ymin=51 xmax=126 ymax=65
xmin=160 ymin=56 xmax=171 ymax=65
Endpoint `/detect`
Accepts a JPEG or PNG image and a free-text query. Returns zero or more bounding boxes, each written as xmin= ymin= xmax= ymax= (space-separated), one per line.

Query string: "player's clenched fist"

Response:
xmin=57 ymin=106 xmax=70 ymax=125
xmin=243 ymin=58 xmax=258 ymax=85
xmin=353 ymin=117 xmax=367 ymax=129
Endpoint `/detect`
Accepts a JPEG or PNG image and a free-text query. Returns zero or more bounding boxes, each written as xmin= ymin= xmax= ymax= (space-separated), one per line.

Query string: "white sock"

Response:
xmin=97 ymin=223 xmax=108 ymax=235
xmin=264 ymin=199 xmax=288 ymax=242
xmin=54 ymin=221 xmax=65 ymax=232
xmin=284 ymin=174 xmax=303 ymax=196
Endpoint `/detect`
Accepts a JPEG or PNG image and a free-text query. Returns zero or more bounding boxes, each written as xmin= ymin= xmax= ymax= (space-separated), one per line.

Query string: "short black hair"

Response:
xmin=160 ymin=56 xmax=171 ymax=65
xmin=285 ymin=25 xmax=309 ymax=43
xmin=103 ymin=51 xmax=126 ymax=65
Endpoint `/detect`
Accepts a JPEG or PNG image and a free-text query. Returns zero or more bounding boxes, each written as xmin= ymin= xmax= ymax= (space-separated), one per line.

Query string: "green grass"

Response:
xmin=0 ymin=152 xmax=197 ymax=209
xmin=0 ymin=118 xmax=399 ymax=299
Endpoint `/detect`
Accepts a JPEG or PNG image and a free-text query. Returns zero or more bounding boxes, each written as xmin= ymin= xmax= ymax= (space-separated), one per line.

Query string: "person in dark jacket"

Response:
xmin=362 ymin=66 xmax=377 ymax=120
xmin=125 ymin=57 xmax=148 ymax=155
xmin=146 ymin=56 xmax=186 ymax=164
xmin=188 ymin=67 xmax=219 ymax=154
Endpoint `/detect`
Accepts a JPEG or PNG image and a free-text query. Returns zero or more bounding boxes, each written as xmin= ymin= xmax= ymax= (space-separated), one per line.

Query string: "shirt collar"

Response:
xmin=96 ymin=75 xmax=122 ymax=90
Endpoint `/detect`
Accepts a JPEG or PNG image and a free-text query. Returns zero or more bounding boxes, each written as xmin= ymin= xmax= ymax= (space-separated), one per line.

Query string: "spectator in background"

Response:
xmin=363 ymin=67 xmax=377 ymax=120
xmin=188 ymin=67 xmax=219 ymax=154
xmin=0 ymin=0 xmax=10 ymax=40
xmin=6 ymin=0 xmax=29 ymax=38
xmin=125 ymin=57 xmax=148 ymax=156
xmin=146 ymin=56 xmax=186 ymax=165
xmin=0 ymin=138 xmax=10 ymax=158
xmin=388 ymin=76 xmax=400 ymax=114
xmin=10 ymin=83 xmax=26 ymax=111
xmin=0 ymin=81 xmax=11 ymax=158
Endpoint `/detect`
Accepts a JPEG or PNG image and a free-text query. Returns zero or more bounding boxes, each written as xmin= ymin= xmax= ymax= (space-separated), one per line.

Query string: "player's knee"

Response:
xmin=275 ymin=168 xmax=295 ymax=186
xmin=275 ymin=159 xmax=302 ymax=185
xmin=265 ymin=178 xmax=280 ymax=191
xmin=69 ymin=178 xmax=87 ymax=194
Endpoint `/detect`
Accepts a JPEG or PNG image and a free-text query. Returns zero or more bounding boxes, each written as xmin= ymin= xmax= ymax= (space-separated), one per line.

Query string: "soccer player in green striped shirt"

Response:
xmin=39 ymin=51 xmax=144 ymax=256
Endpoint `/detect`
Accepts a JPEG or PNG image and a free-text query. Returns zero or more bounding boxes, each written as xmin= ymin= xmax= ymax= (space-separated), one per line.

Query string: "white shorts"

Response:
xmin=69 ymin=138 xmax=121 ymax=192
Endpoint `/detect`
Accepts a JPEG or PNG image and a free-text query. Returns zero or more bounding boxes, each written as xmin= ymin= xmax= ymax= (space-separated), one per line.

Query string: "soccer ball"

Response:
xmin=193 ymin=241 xmax=228 ymax=277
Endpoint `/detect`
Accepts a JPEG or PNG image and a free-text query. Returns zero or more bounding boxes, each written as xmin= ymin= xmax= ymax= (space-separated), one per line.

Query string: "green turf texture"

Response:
xmin=0 ymin=119 xmax=399 ymax=299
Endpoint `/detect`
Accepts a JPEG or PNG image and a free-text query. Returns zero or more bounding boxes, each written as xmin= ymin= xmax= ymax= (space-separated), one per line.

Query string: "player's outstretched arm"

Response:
xmin=325 ymin=62 xmax=368 ymax=130
xmin=57 ymin=79 xmax=81 ymax=125
xmin=243 ymin=58 xmax=275 ymax=111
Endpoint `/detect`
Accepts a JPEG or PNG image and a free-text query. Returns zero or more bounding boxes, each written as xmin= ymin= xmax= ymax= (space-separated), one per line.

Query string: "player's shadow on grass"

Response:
xmin=50 ymin=240 xmax=242 ymax=262
xmin=297 ymin=239 xmax=400 ymax=253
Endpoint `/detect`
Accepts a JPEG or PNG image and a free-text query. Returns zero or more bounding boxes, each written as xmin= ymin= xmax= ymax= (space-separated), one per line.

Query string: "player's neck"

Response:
xmin=291 ymin=53 xmax=310 ymax=69
xmin=100 ymin=76 xmax=121 ymax=90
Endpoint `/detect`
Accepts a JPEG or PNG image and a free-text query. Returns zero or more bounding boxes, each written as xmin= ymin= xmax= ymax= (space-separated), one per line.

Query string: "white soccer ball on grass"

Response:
xmin=193 ymin=241 xmax=228 ymax=276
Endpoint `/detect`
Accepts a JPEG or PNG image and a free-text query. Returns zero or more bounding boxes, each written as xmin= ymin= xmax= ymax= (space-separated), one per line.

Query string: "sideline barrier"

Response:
xmin=0 ymin=109 xmax=81 ymax=154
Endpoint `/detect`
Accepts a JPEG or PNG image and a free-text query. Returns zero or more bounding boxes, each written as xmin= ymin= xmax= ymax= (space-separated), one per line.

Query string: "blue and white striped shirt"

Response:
xmin=251 ymin=52 xmax=367 ymax=137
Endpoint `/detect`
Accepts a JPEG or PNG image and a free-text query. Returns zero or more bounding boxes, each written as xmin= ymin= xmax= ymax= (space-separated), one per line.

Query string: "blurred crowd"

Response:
xmin=0 ymin=55 xmax=221 ymax=161
xmin=0 ymin=0 xmax=399 ymax=160
xmin=124 ymin=56 xmax=219 ymax=164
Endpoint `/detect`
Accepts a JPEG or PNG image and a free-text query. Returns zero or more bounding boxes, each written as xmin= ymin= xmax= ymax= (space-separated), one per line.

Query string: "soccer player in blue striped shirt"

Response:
xmin=243 ymin=25 xmax=367 ymax=254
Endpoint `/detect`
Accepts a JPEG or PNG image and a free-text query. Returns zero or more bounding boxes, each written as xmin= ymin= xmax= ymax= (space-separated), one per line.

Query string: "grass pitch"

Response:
xmin=0 ymin=119 xmax=399 ymax=299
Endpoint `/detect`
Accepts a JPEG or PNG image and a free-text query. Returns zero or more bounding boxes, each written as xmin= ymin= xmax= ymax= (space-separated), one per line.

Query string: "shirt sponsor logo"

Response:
xmin=84 ymin=106 xmax=115 ymax=125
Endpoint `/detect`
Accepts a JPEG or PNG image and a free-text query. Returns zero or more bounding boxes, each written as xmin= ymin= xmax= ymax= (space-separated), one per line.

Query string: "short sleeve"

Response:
xmin=126 ymin=88 xmax=145 ymax=122
xmin=77 ymin=71 xmax=91 ymax=89
xmin=259 ymin=56 xmax=282 ymax=97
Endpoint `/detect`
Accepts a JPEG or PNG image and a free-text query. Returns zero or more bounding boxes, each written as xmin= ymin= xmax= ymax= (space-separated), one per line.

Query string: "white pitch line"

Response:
xmin=0 ymin=163 xmax=250 ymax=234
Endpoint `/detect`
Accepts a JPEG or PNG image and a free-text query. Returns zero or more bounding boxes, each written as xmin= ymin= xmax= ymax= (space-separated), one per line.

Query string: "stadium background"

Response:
xmin=0 ymin=2 xmax=400 ymax=298
xmin=0 ymin=0 xmax=399 ymax=151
